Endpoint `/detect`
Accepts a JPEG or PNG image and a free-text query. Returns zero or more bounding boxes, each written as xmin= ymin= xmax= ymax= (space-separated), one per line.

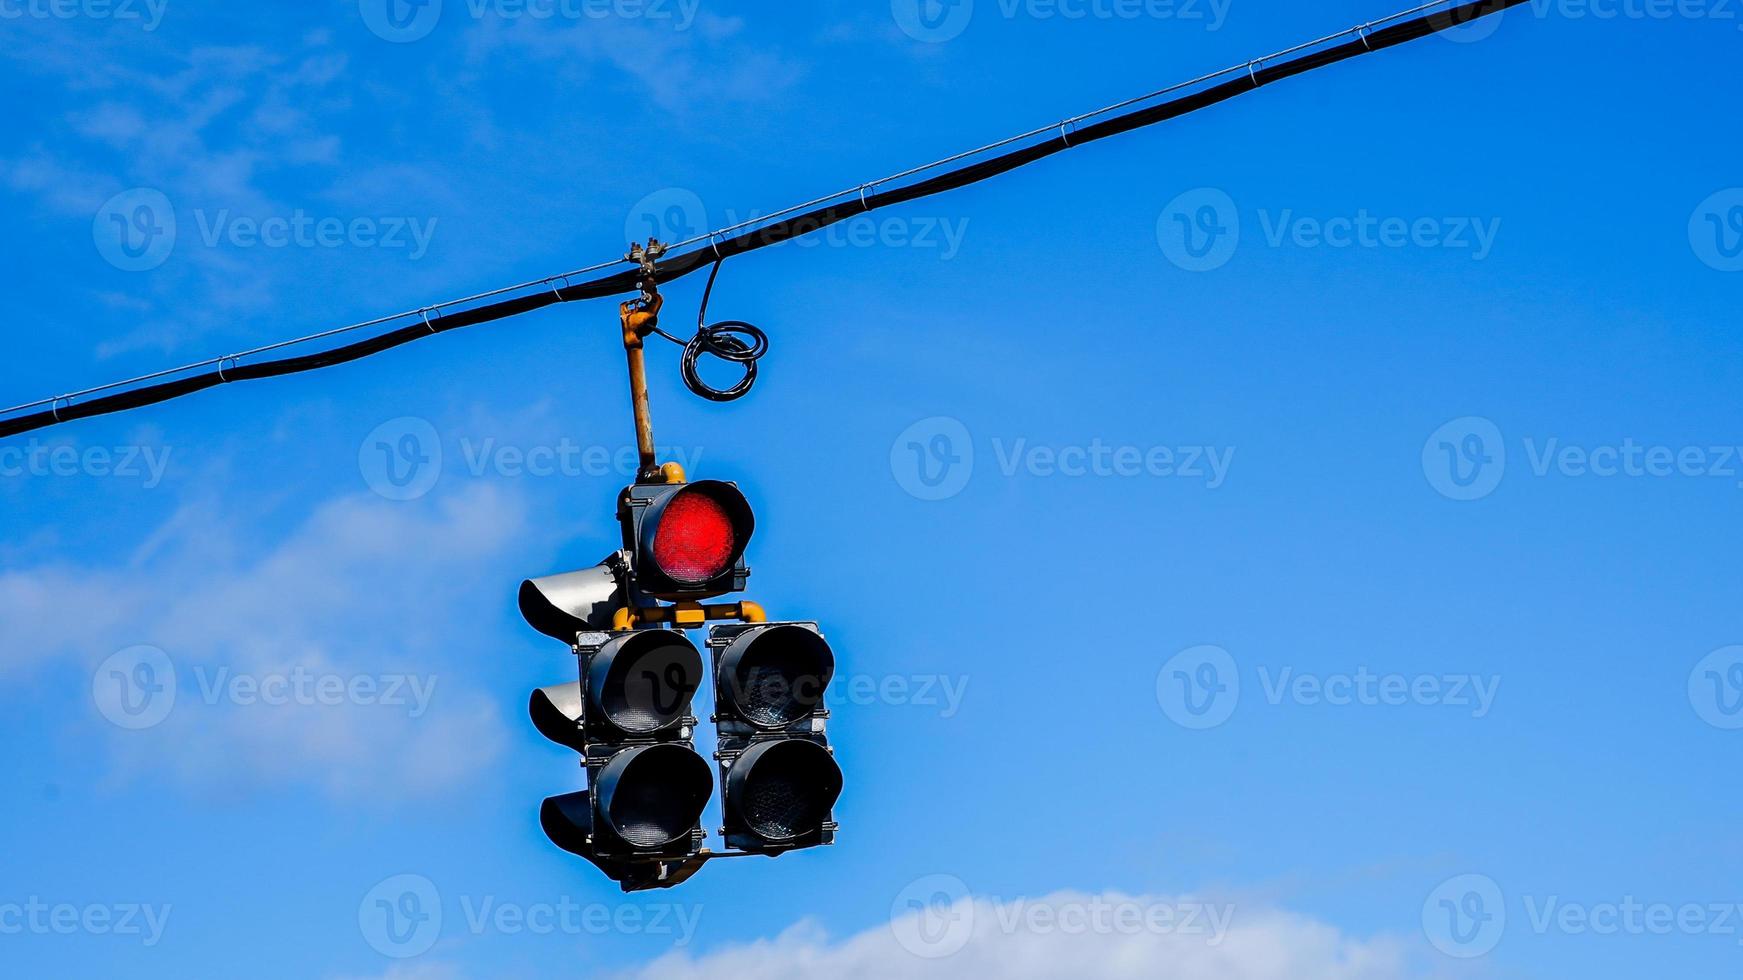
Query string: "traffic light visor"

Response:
xmin=718 ymin=624 xmax=835 ymax=729
xmin=597 ymin=744 xmax=713 ymax=849
xmin=726 ymin=739 xmax=843 ymax=844
xmin=587 ymin=631 xmax=703 ymax=736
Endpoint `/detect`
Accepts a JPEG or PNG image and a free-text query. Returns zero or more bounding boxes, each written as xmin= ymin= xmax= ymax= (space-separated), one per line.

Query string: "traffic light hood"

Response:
xmin=519 ymin=559 xmax=623 ymax=640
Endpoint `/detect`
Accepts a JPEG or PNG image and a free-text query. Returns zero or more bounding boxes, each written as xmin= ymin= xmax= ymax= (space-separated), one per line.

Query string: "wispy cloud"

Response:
xmin=622 ymin=890 xmax=1422 ymax=980
xmin=461 ymin=12 xmax=806 ymax=117
xmin=0 ymin=483 xmax=524 ymax=801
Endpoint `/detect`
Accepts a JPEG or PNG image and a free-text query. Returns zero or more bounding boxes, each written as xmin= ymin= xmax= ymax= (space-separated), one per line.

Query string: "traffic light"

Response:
xmin=524 ymin=466 xmax=842 ymax=889
xmin=619 ymin=479 xmax=755 ymax=600
xmin=530 ymin=628 xmax=715 ymax=889
xmin=709 ymin=622 xmax=844 ymax=853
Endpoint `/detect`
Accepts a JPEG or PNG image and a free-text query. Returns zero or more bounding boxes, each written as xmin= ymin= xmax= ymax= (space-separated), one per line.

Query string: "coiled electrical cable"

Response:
xmin=651 ymin=258 xmax=769 ymax=402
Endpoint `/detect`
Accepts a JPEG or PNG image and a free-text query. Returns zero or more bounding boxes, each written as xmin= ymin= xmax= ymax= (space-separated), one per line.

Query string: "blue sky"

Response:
xmin=2 ymin=1 xmax=1741 ymax=977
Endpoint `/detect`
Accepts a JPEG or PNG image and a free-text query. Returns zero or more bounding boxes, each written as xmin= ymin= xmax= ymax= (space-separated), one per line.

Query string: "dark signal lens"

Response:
xmin=598 ymin=744 xmax=713 ymax=849
xmin=589 ymin=632 xmax=703 ymax=735
xmin=653 ymin=489 xmax=737 ymax=583
xmin=727 ymin=739 xmax=843 ymax=844
xmin=719 ymin=625 xmax=835 ymax=729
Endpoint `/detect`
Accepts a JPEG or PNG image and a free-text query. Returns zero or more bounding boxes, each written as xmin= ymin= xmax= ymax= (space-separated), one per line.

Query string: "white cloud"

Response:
xmin=462 ymin=12 xmax=805 ymax=116
xmin=0 ymin=484 xmax=525 ymax=801
xmin=3 ymin=29 xmax=362 ymax=354
xmin=617 ymin=892 xmax=1425 ymax=980
xmin=331 ymin=963 xmax=469 ymax=980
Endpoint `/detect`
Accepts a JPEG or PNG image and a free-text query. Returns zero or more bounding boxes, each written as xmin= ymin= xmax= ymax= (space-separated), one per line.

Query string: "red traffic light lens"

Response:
xmin=653 ymin=489 xmax=739 ymax=584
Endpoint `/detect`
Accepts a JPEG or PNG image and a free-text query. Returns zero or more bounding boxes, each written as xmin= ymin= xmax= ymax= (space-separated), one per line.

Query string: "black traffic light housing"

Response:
xmin=709 ymin=622 xmax=843 ymax=854
xmin=526 ymin=469 xmax=843 ymax=888
xmin=619 ymin=480 xmax=754 ymax=601
xmin=534 ymin=629 xmax=714 ymax=874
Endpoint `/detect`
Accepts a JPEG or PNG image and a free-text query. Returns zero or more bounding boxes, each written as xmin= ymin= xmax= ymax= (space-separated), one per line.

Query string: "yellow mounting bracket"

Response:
xmin=612 ymin=600 xmax=767 ymax=633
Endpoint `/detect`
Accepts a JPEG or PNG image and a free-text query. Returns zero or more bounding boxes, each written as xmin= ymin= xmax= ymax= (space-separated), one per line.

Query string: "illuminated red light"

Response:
xmin=653 ymin=490 xmax=738 ymax=583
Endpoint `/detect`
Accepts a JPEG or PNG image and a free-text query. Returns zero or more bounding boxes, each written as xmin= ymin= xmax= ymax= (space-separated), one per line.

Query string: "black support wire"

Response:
xmin=0 ymin=0 xmax=1529 ymax=440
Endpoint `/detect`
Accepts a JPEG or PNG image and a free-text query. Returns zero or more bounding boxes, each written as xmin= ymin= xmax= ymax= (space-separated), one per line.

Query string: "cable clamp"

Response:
xmin=218 ymin=356 xmax=239 ymax=383
xmin=859 ymin=183 xmax=876 ymax=211
xmin=1060 ymin=120 xmax=1078 ymax=147
xmin=419 ymin=307 xmax=438 ymax=334
xmin=51 ymin=396 xmax=70 ymax=422
xmin=1247 ymin=60 xmax=1262 ymax=86
xmin=709 ymin=232 xmax=725 ymax=261
xmin=1357 ymin=23 xmax=1373 ymax=50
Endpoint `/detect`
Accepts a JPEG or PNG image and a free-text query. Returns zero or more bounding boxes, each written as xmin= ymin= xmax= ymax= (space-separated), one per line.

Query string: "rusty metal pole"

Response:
xmin=622 ymin=303 xmax=660 ymax=480
xmin=621 ymin=241 xmax=667 ymax=484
